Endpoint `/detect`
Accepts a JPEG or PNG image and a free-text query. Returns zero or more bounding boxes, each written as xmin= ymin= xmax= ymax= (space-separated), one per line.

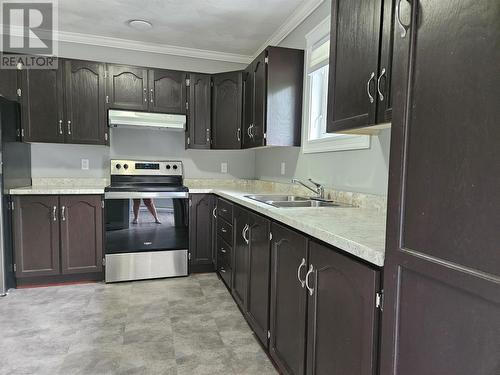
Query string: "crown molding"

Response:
xmin=252 ymin=0 xmax=325 ymax=59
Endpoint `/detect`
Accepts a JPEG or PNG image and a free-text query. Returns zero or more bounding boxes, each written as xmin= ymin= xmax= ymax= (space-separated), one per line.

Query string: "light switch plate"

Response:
xmin=280 ymin=162 xmax=286 ymax=175
xmin=81 ymin=159 xmax=89 ymax=170
xmin=221 ymin=162 xmax=228 ymax=174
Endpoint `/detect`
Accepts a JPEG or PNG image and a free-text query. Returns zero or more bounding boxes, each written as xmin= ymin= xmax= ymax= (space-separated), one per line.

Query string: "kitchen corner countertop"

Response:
xmin=189 ymin=188 xmax=386 ymax=267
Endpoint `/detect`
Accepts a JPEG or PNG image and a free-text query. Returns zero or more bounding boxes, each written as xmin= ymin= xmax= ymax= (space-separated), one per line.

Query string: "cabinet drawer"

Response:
xmin=217 ymin=199 xmax=233 ymax=223
xmin=217 ymin=237 xmax=232 ymax=287
xmin=217 ymin=218 xmax=233 ymax=245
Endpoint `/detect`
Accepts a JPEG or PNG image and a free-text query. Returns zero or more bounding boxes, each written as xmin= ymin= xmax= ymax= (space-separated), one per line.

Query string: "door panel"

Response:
xmin=246 ymin=211 xmax=271 ymax=347
xmin=189 ymin=194 xmax=214 ymax=271
xmin=307 ymin=241 xmax=379 ymax=375
xmin=21 ymin=68 xmax=64 ymax=143
xmin=13 ymin=196 xmax=60 ymax=277
xmin=106 ymin=65 xmax=148 ymax=111
xmin=327 ymin=0 xmax=382 ymax=132
xmin=270 ymin=222 xmax=308 ymax=375
xmin=252 ymin=52 xmax=267 ymax=147
xmin=64 ymin=60 xmax=106 ymax=144
xmin=242 ymin=65 xmax=254 ymax=149
xmin=0 ymin=69 xmax=18 ymax=101
xmin=380 ymin=0 xmax=500 ymax=373
xmin=149 ymin=69 xmax=186 ymax=114
xmin=60 ymin=195 xmax=103 ymax=274
xmin=187 ymin=73 xmax=211 ymax=149
xmin=232 ymin=206 xmax=249 ymax=309
xmin=211 ymin=71 xmax=242 ymax=149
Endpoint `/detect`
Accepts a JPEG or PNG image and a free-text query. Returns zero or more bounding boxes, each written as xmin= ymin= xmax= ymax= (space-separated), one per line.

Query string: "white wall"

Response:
xmin=254 ymin=0 xmax=391 ymax=196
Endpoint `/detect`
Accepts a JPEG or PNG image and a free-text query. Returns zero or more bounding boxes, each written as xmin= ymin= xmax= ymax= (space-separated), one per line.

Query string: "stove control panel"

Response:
xmin=110 ymin=160 xmax=183 ymax=176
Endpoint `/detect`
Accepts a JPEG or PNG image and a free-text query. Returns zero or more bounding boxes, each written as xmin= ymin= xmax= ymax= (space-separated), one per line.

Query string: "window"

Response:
xmin=302 ymin=17 xmax=370 ymax=154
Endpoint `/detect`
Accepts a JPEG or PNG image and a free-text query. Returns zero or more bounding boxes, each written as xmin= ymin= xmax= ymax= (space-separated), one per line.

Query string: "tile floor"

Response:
xmin=0 ymin=273 xmax=278 ymax=375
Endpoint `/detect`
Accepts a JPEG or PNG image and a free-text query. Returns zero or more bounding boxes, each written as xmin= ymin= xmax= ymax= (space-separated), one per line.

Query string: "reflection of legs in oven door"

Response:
xmin=132 ymin=199 xmax=140 ymax=224
xmin=143 ymin=198 xmax=161 ymax=224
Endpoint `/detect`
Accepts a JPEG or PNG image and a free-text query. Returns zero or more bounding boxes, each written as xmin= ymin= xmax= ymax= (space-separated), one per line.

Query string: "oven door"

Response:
xmin=104 ymin=191 xmax=189 ymax=282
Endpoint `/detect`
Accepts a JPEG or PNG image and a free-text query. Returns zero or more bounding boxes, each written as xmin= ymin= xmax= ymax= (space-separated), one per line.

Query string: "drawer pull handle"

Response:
xmin=221 ymin=227 xmax=227 ymax=233
xmin=305 ymin=264 xmax=315 ymax=296
xmin=220 ymin=248 xmax=226 ymax=253
xmin=297 ymin=258 xmax=306 ymax=288
xmin=242 ymin=224 xmax=249 ymax=244
xmin=212 ymin=207 xmax=217 ymax=218
xmin=220 ymin=268 xmax=226 ymax=273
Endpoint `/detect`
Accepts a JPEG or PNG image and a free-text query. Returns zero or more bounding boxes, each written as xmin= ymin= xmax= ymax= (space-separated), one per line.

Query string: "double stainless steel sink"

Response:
xmin=245 ymin=194 xmax=350 ymax=208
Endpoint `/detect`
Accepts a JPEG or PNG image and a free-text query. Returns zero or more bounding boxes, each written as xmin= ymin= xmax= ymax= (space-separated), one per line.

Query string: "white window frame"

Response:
xmin=301 ymin=16 xmax=370 ymax=154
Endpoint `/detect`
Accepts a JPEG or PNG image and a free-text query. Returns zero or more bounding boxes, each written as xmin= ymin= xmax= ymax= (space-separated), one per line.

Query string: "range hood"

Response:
xmin=108 ymin=110 xmax=186 ymax=131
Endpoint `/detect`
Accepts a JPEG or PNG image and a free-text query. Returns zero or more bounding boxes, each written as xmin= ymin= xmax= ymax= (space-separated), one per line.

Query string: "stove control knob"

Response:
xmin=173 ymin=165 xmax=178 ymax=170
xmin=166 ymin=165 xmax=171 ymax=169
xmin=124 ymin=164 xmax=129 ymax=170
xmin=116 ymin=164 xmax=121 ymax=169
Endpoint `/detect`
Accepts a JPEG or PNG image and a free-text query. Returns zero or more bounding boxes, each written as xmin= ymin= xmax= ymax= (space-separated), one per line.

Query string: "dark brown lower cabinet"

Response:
xmin=189 ymin=194 xmax=215 ymax=273
xmin=13 ymin=195 xmax=103 ymax=283
xmin=306 ymin=241 xmax=379 ymax=375
xmin=232 ymin=206 xmax=249 ymax=308
xmin=269 ymin=222 xmax=308 ymax=375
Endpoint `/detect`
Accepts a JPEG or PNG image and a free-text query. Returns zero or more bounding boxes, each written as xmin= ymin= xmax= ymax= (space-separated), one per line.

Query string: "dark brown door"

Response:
xmin=232 ymin=206 xmax=249 ymax=309
xmin=326 ymin=0 xmax=382 ymax=132
xmin=246 ymin=211 xmax=271 ymax=347
xmin=375 ymin=0 xmax=395 ymax=123
xmin=21 ymin=68 xmax=64 ymax=143
xmin=187 ymin=73 xmax=211 ymax=149
xmin=106 ymin=64 xmax=148 ymax=111
xmin=189 ymin=194 xmax=214 ymax=271
xmin=252 ymin=51 xmax=267 ymax=147
xmin=380 ymin=1 xmax=500 ymax=374
xmin=0 ymin=69 xmax=18 ymax=101
xmin=13 ymin=196 xmax=60 ymax=278
xmin=211 ymin=71 xmax=242 ymax=149
xmin=64 ymin=60 xmax=107 ymax=144
xmin=60 ymin=195 xmax=103 ymax=274
xmin=149 ymin=69 xmax=186 ymax=114
xmin=306 ymin=241 xmax=380 ymax=375
xmin=270 ymin=222 xmax=308 ymax=375
xmin=242 ymin=65 xmax=254 ymax=149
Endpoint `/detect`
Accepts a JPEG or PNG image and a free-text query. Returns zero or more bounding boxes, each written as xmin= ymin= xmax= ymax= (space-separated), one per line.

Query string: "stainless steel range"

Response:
xmin=104 ymin=160 xmax=189 ymax=282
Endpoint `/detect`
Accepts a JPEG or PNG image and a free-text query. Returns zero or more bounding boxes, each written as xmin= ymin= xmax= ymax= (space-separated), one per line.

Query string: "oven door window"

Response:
xmin=105 ymin=198 xmax=188 ymax=254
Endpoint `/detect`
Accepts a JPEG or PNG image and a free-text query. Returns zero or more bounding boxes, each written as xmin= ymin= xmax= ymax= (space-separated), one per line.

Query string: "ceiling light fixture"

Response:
xmin=127 ymin=19 xmax=153 ymax=31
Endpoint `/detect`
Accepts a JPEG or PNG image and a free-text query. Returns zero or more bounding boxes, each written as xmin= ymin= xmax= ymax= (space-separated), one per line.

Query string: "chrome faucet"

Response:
xmin=292 ymin=178 xmax=326 ymax=200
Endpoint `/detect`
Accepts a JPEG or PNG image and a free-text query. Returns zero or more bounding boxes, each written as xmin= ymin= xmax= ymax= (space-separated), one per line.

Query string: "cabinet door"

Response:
xmin=242 ymin=65 xmax=254 ymax=149
xmin=60 ymin=195 xmax=103 ymax=274
xmin=189 ymin=194 xmax=214 ymax=272
xmin=106 ymin=64 xmax=148 ymax=111
xmin=306 ymin=241 xmax=379 ymax=375
xmin=13 ymin=196 xmax=60 ymax=278
xmin=232 ymin=206 xmax=249 ymax=309
xmin=246 ymin=211 xmax=271 ymax=347
xmin=149 ymin=69 xmax=186 ymax=114
xmin=375 ymin=0 xmax=395 ymax=123
xmin=0 ymin=69 xmax=18 ymax=101
xmin=211 ymin=71 xmax=242 ymax=149
xmin=252 ymin=51 xmax=267 ymax=147
xmin=326 ymin=0 xmax=383 ymax=132
xmin=64 ymin=60 xmax=107 ymax=145
xmin=21 ymin=68 xmax=64 ymax=143
xmin=270 ymin=222 xmax=308 ymax=375
xmin=187 ymin=73 xmax=211 ymax=149
xmin=380 ymin=0 xmax=500 ymax=374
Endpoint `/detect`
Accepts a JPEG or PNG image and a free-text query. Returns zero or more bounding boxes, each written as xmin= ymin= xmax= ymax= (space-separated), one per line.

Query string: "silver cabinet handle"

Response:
xmin=305 ymin=264 xmax=315 ymax=296
xmin=61 ymin=206 xmax=66 ymax=221
xmin=396 ymin=0 xmax=410 ymax=38
xmin=150 ymin=88 xmax=154 ymax=103
xmin=212 ymin=207 xmax=217 ymax=218
xmin=67 ymin=121 xmax=71 ymax=135
xmin=220 ymin=248 xmax=227 ymax=254
xmin=250 ymin=124 xmax=255 ymax=138
xmin=52 ymin=206 xmax=57 ymax=221
xmin=237 ymin=128 xmax=241 ymax=142
xmin=143 ymin=88 xmax=147 ymax=102
xmin=58 ymin=120 xmax=63 ymax=135
xmin=242 ymin=224 xmax=249 ymax=244
xmin=377 ymin=68 xmax=386 ymax=101
xmin=297 ymin=258 xmax=306 ymax=288
xmin=206 ymin=128 xmax=210 ymax=143
xmin=221 ymin=227 xmax=227 ymax=233
xmin=221 ymin=208 xmax=228 ymax=213
xmin=367 ymin=72 xmax=375 ymax=103
xmin=220 ymin=267 xmax=226 ymax=273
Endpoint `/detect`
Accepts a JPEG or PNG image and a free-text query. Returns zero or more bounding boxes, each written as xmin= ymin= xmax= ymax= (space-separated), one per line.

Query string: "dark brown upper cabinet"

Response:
xmin=64 ymin=60 xmax=107 ymax=144
xmin=243 ymin=46 xmax=304 ymax=149
xmin=306 ymin=241 xmax=380 ymax=375
xmin=380 ymin=0 xmax=500 ymax=373
xmin=211 ymin=71 xmax=243 ymax=149
xmin=189 ymin=194 xmax=215 ymax=273
xmin=0 ymin=69 xmax=19 ymax=101
xmin=327 ymin=0 xmax=394 ymax=134
xmin=106 ymin=64 xmax=148 ymax=111
xmin=186 ymin=73 xmax=211 ymax=149
xmin=20 ymin=59 xmax=107 ymax=145
xmin=148 ymin=69 xmax=186 ymax=114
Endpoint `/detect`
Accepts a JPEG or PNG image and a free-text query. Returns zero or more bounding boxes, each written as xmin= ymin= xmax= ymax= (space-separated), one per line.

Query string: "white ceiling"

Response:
xmin=56 ymin=0 xmax=307 ymax=57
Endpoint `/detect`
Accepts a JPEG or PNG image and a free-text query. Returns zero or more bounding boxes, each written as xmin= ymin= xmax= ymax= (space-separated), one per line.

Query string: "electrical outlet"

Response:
xmin=280 ymin=162 xmax=286 ymax=175
xmin=221 ymin=162 xmax=228 ymax=174
xmin=81 ymin=159 xmax=89 ymax=170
